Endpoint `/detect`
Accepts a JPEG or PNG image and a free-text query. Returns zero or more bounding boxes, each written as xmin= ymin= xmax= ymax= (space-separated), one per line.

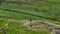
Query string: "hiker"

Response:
xmin=29 ymin=19 xmax=32 ymax=26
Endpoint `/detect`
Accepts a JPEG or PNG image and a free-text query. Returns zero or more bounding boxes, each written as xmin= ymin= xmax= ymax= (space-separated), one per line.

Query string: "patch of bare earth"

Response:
xmin=22 ymin=20 xmax=47 ymax=32
xmin=22 ymin=20 xmax=60 ymax=33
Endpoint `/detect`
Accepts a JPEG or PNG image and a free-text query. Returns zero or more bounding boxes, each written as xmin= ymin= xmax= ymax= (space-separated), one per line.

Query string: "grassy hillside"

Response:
xmin=0 ymin=10 xmax=40 ymax=20
xmin=0 ymin=0 xmax=60 ymax=34
xmin=0 ymin=9 xmax=60 ymax=25
xmin=0 ymin=10 xmax=51 ymax=34
xmin=46 ymin=0 xmax=60 ymax=2
xmin=0 ymin=0 xmax=60 ymax=21
xmin=0 ymin=19 xmax=50 ymax=34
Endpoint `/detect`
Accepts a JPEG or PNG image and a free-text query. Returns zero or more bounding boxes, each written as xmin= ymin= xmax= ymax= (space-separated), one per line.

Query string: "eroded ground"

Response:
xmin=23 ymin=20 xmax=60 ymax=34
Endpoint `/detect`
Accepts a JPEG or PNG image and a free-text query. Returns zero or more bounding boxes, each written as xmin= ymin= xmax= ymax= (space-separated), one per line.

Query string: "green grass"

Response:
xmin=0 ymin=0 xmax=60 ymax=34
xmin=46 ymin=0 xmax=60 ymax=2
xmin=0 ymin=9 xmax=60 ymax=25
xmin=0 ymin=10 xmax=40 ymax=20
xmin=0 ymin=2 xmax=60 ymax=24
xmin=0 ymin=19 xmax=50 ymax=34
xmin=0 ymin=0 xmax=60 ymax=25
xmin=0 ymin=1 xmax=60 ymax=21
xmin=6 ymin=0 xmax=60 ymax=2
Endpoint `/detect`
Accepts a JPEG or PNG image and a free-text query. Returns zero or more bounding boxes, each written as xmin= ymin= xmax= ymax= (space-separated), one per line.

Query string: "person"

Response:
xmin=29 ymin=18 xmax=32 ymax=26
